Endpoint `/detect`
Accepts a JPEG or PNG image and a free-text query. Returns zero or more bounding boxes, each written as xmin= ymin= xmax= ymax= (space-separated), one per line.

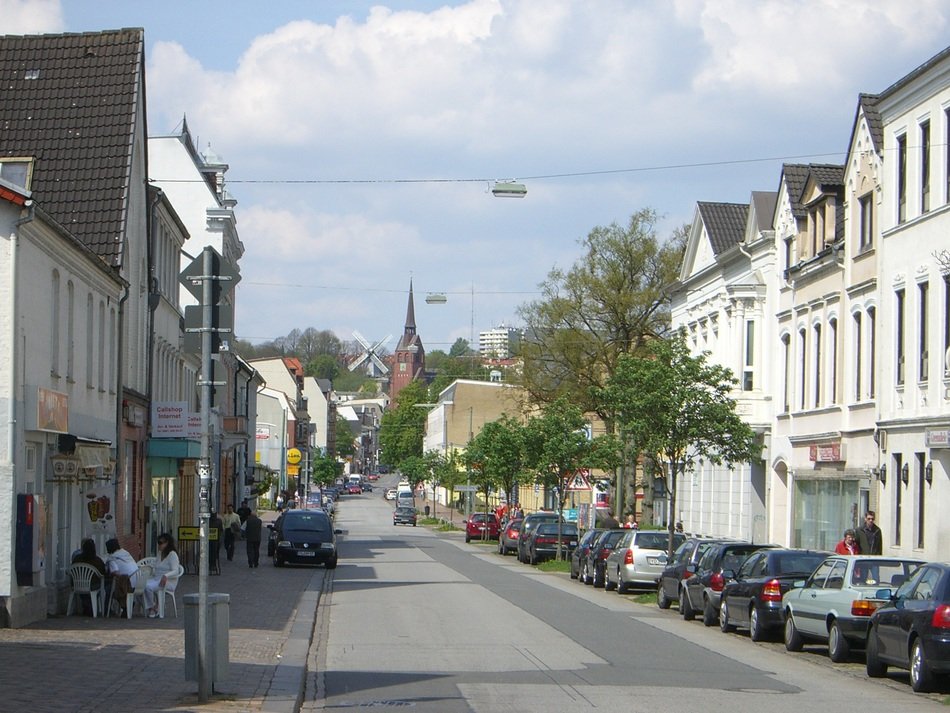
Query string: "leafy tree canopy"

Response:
xmin=378 ymin=380 xmax=428 ymax=467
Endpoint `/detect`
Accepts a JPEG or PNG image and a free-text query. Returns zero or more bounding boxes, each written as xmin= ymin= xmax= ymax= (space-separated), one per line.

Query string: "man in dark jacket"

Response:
xmin=856 ymin=510 xmax=883 ymax=554
xmin=244 ymin=510 xmax=263 ymax=568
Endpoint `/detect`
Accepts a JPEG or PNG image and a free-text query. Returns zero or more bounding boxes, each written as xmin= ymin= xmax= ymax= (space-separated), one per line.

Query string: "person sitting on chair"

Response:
xmin=144 ymin=533 xmax=181 ymax=618
xmin=104 ymin=538 xmax=139 ymax=614
xmin=71 ymin=538 xmax=106 ymax=615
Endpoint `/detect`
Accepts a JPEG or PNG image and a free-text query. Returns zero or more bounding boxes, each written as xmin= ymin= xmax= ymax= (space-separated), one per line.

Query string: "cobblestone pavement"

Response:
xmin=0 ymin=513 xmax=328 ymax=713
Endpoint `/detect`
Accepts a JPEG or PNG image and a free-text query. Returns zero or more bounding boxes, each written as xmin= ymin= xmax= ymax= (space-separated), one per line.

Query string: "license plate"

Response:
xmin=647 ymin=557 xmax=662 ymax=565
xmin=297 ymin=550 xmax=316 ymax=557
xmin=569 ymin=541 xmax=578 ymax=546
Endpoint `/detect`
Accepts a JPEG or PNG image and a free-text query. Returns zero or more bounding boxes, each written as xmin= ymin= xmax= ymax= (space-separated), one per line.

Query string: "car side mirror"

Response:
xmin=721 ymin=569 xmax=735 ymax=580
xmin=334 ymin=529 xmax=343 ymax=535
xmin=874 ymin=587 xmax=893 ymax=601
xmin=790 ymin=579 xmax=805 ymax=589
xmin=685 ymin=564 xmax=696 ymax=574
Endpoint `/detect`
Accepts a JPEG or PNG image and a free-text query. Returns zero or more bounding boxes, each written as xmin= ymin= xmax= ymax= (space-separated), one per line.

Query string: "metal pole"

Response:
xmin=197 ymin=246 xmax=213 ymax=702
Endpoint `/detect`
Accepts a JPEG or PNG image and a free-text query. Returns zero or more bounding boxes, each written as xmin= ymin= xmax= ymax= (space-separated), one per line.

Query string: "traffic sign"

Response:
xmin=183 ymin=303 xmax=233 ymax=355
xmin=179 ymin=246 xmax=241 ymax=303
xmin=454 ymin=485 xmax=478 ymax=492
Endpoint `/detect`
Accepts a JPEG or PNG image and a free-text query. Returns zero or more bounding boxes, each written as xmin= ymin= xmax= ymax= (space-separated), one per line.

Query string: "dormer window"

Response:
xmin=0 ymin=157 xmax=33 ymax=191
xmin=809 ymin=201 xmax=827 ymax=257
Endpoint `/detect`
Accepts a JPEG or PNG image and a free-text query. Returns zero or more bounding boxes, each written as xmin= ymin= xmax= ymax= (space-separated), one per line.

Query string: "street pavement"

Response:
xmin=0 ymin=511 xmax=328 ymax=713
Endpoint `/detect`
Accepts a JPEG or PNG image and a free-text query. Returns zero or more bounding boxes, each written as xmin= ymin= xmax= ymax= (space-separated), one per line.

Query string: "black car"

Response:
xmin=571 ymin=529 xmax=604 ymax=580
xmin=393 ymin=506 xmax=417 ymax=526
xmin=526 ymin=522 xmax=579 ymax=564
xmin=657 ymin=537 xmax=725 ymax=610
xmin=719 ymin=548 xmax=827 ymax=641
xmin=581 ymin=529 xmax=626 ymax=587
xmin=516 ymin=512 xmax=561 ymax=563
xmin=867 ymin=561 xmax=950 ymax=692
xmin=682 ymin=541 xmax=778 ymax=625
xmin=268 ymin=509 xmax=341 ymax=568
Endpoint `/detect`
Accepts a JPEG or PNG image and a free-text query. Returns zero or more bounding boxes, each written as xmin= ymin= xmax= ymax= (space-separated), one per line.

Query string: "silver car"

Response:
xmin=605 ymin=530 xmax=686 ymax=593
xmin=782 ymin=555 xmax=924 ymax=662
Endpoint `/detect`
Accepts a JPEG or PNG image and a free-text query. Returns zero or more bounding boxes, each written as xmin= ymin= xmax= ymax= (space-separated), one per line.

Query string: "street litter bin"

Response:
xmin=184 ymin=592 xmax=229 ymax=684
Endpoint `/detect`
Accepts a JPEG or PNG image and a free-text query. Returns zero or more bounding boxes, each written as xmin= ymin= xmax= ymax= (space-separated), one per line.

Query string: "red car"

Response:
xmin=464 ymin=513 xmax=500 ymax=543
xmin=346 ymin=483 xmax=362 ymax=494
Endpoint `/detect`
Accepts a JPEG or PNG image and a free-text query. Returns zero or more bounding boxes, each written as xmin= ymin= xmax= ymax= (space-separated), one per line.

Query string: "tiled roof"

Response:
xmin=780 ymin=164 xmax=810 ymax=218
xmin=854 ymin=93 xmax=883 ymax=155
xmin=0 ymin=29 xmax=144 ymax=268
xmin=809 ymin=163 xmax=845 ymax=188
xmin=696 ymin=201 xmax=748 ymax=255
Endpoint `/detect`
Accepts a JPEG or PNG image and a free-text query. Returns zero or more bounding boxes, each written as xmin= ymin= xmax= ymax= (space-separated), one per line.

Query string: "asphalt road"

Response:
xmin=310 ymin=489 xmax=945 ymax=712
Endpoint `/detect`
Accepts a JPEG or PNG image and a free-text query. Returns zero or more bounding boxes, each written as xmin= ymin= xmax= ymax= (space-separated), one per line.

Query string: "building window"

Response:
xmin=858 ymin=194 xmax=873 ymax=252
xmin=0 ymin=157 xmax=33 ymax=189
xmin=784 ymin=236 xmax=794 ymax=273
xmin=799 ymin=328 xmax=807 ymax=410
xmin=811 ymin=205 xmax=825 ymax=256
xmin=853 ymin=312 xmax=863 ymax=401
xmin=782 ymin=333 xmax=791 ymax=412
xmin=897 ymin=134 xmax=907 ymax=223
xmin=86 ymin=293 xmax=94 ymax=387
xmin=51 ymin=270 xmax=60 ymax=376
xmin=919 ymin=281 xmax=929 ymax=382
xmin=813 ymin=323 xmax=822 ymax=407
xmin=894 ymin=452 xmax=903 ymax=547
xmin=896 ymin=289 xmax=906 ymax=386
xmin=868 ymin=306 xmax=877 ymax=397
xmin=829 ymin=317 xmax=838 ymax=404
xmin=66 ymin=281 xmax=75 ymax=381
xmin=743 ymin=320 xmax=755 ymax=391
xmin=921 ymin=120 xmax=931 ymax=214
xmin=916 ymin=452 xmax=926 ymax=549
xmin=98 ymin=301 xmax=106 ymax=391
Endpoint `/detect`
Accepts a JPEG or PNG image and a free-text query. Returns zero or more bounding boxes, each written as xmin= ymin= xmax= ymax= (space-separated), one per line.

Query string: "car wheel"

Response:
xmin=702 ymin=596 xmax=718 ymax=627
xmin=582 ymin=563 xmax=592 ymax=585
xmin=570 ymin=562 xmax=578 ymax=580
xmin=719 ymin=600 xmax=735 ymax=633
xmin=325 ymin=555 xmax=338 ymax=570
xmin=865 ymin=628 xmax=887 ymax=678
xmin=412 ymin=523 xmax=416 ymax=527
xmin=749 ymin=606 xmax=765 ymax=641
xmin=784 ymin=612 xmax=803 ymax=652
xmin=529 ymin=551 xmax=538 ymax=565
xmin=604 ymin=569 xmax=617 ymax=591
xmin=680 ymin=588 xmax=695 ymax=621
xmin=465 ymin=534 xmax=471 ymax=543
xmin=616 ymin=570 xmax=627 ymax=594
xmin=594 ymin=565 xmax=605 ymax=589
xmin=273 ymin=556 xmax=283 ymax=568
xmin=828 ymin=620 xmax=850 ymax=663
xmin=657 ymin=583 xmax=671 ymax=610
xmin=910 ymin=638 xmax=934 ymax=692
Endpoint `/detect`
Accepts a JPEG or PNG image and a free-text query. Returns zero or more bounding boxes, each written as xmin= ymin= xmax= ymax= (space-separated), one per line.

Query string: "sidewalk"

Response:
xmin=0 ymin=512 xmax=326 ymax=713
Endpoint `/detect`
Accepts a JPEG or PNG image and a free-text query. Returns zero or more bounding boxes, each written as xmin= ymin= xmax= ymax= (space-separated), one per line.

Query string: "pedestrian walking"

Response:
xmin=209 ymin=510 xmax=223 ymax=573
xmin=221 ymin=504 xmax=240 ymax=561
xmin=856 ymin=510 xmax=883 ymax=554
xmin=244 ymin=509 xmax=263 ymax=568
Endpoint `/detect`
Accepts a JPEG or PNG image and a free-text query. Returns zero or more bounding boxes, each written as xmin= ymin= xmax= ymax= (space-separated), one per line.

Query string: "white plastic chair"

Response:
xmin=137 ymin=556 xmax=157 ymax=569
xmin=66 ymin=563 xmax=105 ymax=618
xmin=157 ymin=564 xmax=184 ymax=618
xmin=125 ymin=564 xmax=152 ymax=618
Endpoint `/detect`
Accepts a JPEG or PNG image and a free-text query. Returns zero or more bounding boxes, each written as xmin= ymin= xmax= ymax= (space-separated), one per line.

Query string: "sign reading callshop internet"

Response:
xmin=151 ymin=401 xmax=202 ymax=439
xmin=926 ymin=429 xmax=950 ymax=448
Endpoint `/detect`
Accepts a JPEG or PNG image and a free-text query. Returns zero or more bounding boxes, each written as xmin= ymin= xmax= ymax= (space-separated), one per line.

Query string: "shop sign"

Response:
xmin=152 ymin=401 xmax=203 ymax=439
xmin=926 ymin=429 xmax=950 ymax=449
xmin=809 ymin=442 xmax=843 ymax=462
xmin=37 ymin=387 xmax=68 ymax=433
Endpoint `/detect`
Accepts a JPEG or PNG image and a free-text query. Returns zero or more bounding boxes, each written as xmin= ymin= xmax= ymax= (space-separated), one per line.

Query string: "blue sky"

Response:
xmin=4 ymin=0 xmax=950 ymax=353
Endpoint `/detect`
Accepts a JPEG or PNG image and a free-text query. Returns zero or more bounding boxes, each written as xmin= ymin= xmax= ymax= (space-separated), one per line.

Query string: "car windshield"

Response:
xmin=396 ymin=507 xmax=413 ymax=514
xmin=284 ymin=514 xmax=329 ymax=534
xmin=774 ymin=552 xmax=826 ymax=576
xmin=537 ymin=524 xmax=578 ymax=536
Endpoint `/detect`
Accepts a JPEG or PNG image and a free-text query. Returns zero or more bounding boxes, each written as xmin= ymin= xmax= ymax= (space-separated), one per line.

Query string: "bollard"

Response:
xmin=184 ymin=592 xmax=230 ymax=686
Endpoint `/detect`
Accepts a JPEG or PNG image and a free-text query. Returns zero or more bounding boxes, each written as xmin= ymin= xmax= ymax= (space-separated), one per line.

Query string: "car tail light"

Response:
xmin=932 ymin=604 xmax=950 ymax=629
xmin=710 ymin=572 xmax=725 ymax=592
xmin=537 ymin=536 xmax=556 ymax=545
xmin=760 ymin=579 xmax=782 ymax=602
xmin=851 ymin=599 xmax=880 ymax=617
xmin=599 ymin=549 xmax=610 ymax=560
xmin=681 ymin=570 xmax=693 ymax=580
xmin=624 ymin=550 xmax=633 ymax=565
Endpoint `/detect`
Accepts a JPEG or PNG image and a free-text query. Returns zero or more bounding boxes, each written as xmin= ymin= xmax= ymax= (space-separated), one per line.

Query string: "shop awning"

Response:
xmin=147 ymin=439 xmax=201 ymax=459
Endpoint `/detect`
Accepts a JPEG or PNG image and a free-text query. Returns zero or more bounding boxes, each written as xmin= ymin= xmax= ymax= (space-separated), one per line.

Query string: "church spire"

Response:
xmin=404 ymin=280 xmax=416 ymax=336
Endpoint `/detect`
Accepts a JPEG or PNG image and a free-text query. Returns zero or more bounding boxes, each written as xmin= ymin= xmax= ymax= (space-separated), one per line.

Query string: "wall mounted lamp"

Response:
xmin=925 ymin=461 xmax=934 ymax=487
xmin=877 ymin=463 xmax=887 ymax=486
xmin=901 ymin=462 xmax=910 ymax=486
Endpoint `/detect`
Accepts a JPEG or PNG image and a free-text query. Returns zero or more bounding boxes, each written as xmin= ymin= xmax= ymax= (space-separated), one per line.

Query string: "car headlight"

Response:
xmin=277 ymin=540 xmax=291 ymax=547
xmin=320 ymin=542 xmax=335 ymax=550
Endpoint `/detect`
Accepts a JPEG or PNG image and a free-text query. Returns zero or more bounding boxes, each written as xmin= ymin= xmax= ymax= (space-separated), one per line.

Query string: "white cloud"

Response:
xmin=0 ymin=0 xmax=63 ymax=33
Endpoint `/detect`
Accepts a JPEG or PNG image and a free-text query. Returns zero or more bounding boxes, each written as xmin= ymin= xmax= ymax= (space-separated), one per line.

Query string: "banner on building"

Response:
xmin=82 ymin=485 xmax=117 ymax=540
xmin=152 ymin=401 xmax=202 ymax=439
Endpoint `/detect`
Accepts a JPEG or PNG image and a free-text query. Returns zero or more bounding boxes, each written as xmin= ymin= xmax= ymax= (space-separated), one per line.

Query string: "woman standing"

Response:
xmin=145 ymin=533 xmax=181 ymax=618
xmin=834 ymin=529 xmax=861 ymax=555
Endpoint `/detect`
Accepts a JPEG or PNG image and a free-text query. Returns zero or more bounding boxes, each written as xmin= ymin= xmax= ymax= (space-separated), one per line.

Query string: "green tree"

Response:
xmin=600 ymin=331 xmax=761 ymax=557
xmin=311 ymin=451 xmax=343 ymax=486
xmin=306 ymin=354 xmax=340 ymax=381
xmin=334 ymin=415 xmax=356 ymax=459
xmin=523 ymin=398 xmax=618 ymax=560
xmin=378 ymin=380 xmax=428 ymax=468
xmin=449 ymin=337 xmax=473 ymax=357
xmin=517 ymin=208 xmax=686 ymax=518
xmin=464 ymin=415 xmax=528 ymax=532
